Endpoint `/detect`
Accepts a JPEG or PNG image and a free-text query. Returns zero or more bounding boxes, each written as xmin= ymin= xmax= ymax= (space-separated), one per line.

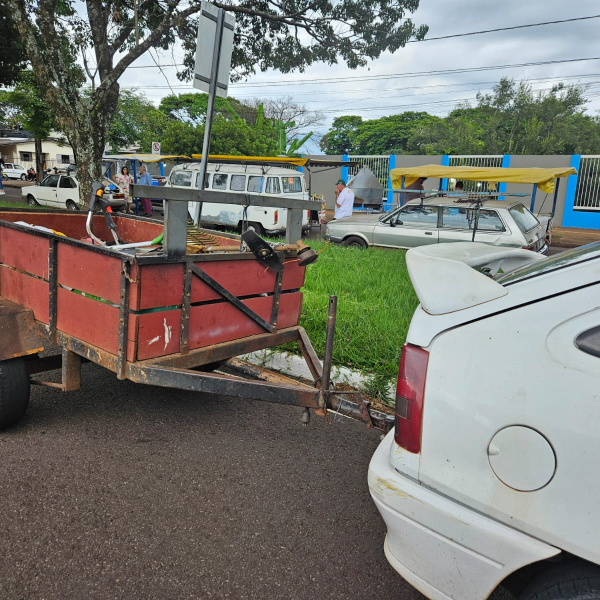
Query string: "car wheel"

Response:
xmin=0 ymin=358 xmax=30 ymax=430
xmin=1 ymin=174 xmax=7 ymax=181
xmin=243 ymin=222 xmax=265 ymax=236
xmin=519 ymin=562 xmax=600 ymax=600
xmin=341 ymin=235 xmax=367 ymax=249
xmin=20 ymin=174 xmax=26 ymax=181
xmin=27 ymin=194 xmax=39 ymax=206
xmin=66 ymin=200 xmax=79 ymax=211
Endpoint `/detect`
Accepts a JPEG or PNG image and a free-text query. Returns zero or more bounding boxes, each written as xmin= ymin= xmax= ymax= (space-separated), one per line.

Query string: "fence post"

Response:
xmin=562 ymin=155 xmax=581 ymax=227
xmin=440 ymin=154 xmax=450 ymax=191
xmin=386 ymin=154 xmax=396 ymax=208
xmin=498 ymin=154 xmax=511 ymax=199
xmin=341 ymin=154 xmax=349 ymax=184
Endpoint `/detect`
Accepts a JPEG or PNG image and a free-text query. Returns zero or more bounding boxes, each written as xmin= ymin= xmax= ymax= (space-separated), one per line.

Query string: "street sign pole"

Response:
xmin=164 ymin=1 xmax=233 ymax=257
xmin=196 ymin=8 xmax=225 ymax=226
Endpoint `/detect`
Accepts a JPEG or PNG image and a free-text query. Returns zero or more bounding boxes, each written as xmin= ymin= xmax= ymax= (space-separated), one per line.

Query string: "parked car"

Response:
xmin=2 ymin=163 xmax=27 ymax=180
xmin=325 ymin=198 xmax=551 ymax=253
xmin=369 ymin=241 xmax=600 ymax=600
xmin=22 ymin=174 xmax=126 ymax=211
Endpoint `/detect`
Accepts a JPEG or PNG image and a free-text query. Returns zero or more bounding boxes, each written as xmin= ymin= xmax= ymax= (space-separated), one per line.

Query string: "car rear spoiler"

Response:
xmin=406 ymin=242 xmax=546 ymax=315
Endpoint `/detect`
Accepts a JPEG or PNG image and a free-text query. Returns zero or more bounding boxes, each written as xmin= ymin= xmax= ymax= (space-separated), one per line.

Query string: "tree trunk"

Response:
xmin=59 ymin=84 xmax=120 ymax=207
xmin=34 ymin=136 xmax=43 ymax=182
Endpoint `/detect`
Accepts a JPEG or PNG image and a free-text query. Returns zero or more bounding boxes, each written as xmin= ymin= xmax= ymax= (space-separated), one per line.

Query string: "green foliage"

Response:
xmin=107 ymin=90 xmax=169 ymax=152
xmin=0 ymin=7 xmax=27 ymax=87
xmin=161 ymin=117 xmax=278 ymax=156
xmin=0 ymin=70 xmax=53 ymax=137
xmin=406 ymin=79 xmax=600 ymax=155
xmin=158 ymin=93 xmax=257 ymax=126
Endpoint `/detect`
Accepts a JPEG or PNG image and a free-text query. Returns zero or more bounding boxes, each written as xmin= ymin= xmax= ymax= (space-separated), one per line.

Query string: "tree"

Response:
xmin=0 ymin=70 xmax=55 ymax=179
xmin=320 ymin=112 xmax=439 ymax=155
xmin=6 ymin=0 xmax=428 ymax=205
xmin=0 ymin=7 xmax=27 ymax=87
xmin=406 ymin=79 xmax=600 ymax=155
xmin=159 ymin=93 xmax=257 ymax=125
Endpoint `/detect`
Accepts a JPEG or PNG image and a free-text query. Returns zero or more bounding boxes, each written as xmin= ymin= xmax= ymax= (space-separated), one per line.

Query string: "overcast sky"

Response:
xmin=117 ymin=0 xmax=600 ymax=153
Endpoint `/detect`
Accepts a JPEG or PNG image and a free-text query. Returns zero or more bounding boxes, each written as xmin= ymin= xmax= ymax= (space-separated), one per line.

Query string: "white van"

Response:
xmin=166 ymin=162 xmax=311 ymax=235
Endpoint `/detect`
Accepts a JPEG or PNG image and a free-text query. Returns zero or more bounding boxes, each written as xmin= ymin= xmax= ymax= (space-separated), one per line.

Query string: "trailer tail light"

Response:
xmin=274 ymin=210 xmax=278 ymax=225
xmin=394 ymin=344 xmax=429 ymax=454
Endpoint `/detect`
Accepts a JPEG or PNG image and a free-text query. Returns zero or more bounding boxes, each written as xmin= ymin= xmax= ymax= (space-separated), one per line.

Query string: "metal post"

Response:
xmin=321 ymin=296 xmax=337 ymax=407
xmin=400 ymin=176 xmax=405 ymax=206
xmin=132 ymin=161 xmax=138 ymax=215
xmin=192 ymin=8 xmax=225 ymax=227
xmin=552 ymin=178 xmax=561 ymax=216
xmin=530 ymin=184 xmax=537 ymax=212
xmin=286 ymin=208 xmax=303 ymax=244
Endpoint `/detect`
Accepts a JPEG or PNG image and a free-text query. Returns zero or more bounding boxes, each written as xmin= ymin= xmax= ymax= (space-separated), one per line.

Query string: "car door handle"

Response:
xmin=424 ymin=231 xmax=433 ymax=235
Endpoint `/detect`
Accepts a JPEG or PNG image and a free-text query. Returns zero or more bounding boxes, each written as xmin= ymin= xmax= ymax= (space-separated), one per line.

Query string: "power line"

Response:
xmin=406 ymin=14 xmax=600 ymax=43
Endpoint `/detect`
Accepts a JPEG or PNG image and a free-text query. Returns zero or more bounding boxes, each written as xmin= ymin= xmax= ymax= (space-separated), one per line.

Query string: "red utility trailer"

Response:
xmin=0 ymin=208 xmax=392 ymax=432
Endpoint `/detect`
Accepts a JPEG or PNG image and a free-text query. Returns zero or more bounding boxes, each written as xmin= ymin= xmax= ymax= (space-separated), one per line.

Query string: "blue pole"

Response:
xmin=562 ymin=155 xmax=581 ymax=226
xmin=441 ymin=154 xmax=450 ymax=191
xmin=530 ymin=184 xmax=537 ymax=212
xmin=341 ymin=154 xmax=349 ymax=184
xmin=160 ymin=161 xmax=165 ymax=177
xmin=386 ymin=154 xmax=396 ymax=209
xmin=498 ymin=154 xmax=511 ymax=200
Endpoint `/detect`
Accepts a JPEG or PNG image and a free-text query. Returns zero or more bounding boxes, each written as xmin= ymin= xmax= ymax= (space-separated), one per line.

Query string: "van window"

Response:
xmin=282 ymin=176 xmax=302 ymax=194
xmin=230 ymin=175 xmax=246 ymax=191
xmin=247 ymin=176 xmax=264 ymax=193
xmin=171 ymin=170 xmax=193 ymax=187
xmin=212 ymin=173 xmax=228 ymax=189
xmin=266 ymin=177 xmax=280 ymax=194
xmin=195 ymin=172 xmax=210 ymax=189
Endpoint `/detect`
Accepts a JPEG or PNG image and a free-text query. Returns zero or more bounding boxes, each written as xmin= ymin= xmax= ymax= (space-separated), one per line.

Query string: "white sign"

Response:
xmin=151 ymin=142 xmax=161 ymax=155
xmin=193 ymin=1 xmax=235 ymax=99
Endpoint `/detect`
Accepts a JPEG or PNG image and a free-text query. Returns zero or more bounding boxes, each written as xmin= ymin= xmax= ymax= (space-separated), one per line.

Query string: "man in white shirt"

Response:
xmin=334 ymin=179 xmax=354 ymax=219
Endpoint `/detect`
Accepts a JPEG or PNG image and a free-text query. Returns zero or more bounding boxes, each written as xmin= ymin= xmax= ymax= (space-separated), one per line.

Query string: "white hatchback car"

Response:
xmin=23 ymin=173 xmax=126 ymax=211
xmin=369 ymin=242 xmax=600 ymax=600
xmin=2 ymin=163 xmax=27 ymax=180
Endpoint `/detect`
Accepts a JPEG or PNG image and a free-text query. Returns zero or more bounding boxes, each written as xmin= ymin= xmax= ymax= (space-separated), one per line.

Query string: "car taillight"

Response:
xmin=522 ymin=244 xmax=534 ymax=251
xmin=274 ymin=210 xmax=278 ymax=225
xmin=395 ymin=344 xmax=429 ymax=453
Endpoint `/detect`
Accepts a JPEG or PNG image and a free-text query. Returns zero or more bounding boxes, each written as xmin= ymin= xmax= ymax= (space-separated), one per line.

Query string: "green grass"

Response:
xmin=0 ymin=200 xmax=31 ymax=209
xmin=288 ymin=239 xmax=419 ymax=397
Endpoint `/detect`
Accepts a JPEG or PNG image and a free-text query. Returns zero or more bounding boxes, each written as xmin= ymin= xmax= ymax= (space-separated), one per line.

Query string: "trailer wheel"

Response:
xmin=0 ymin=358 xmax=30 ymax=430
xmin=341 ymin=236 xmax=367 ymax=249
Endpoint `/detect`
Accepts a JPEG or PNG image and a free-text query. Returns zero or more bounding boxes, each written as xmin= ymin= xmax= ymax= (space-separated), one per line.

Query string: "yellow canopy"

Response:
xmin=390 ymin=164 xmax=577 ymax=194
xmin=191 ymin=154 xmax=308 ymax=166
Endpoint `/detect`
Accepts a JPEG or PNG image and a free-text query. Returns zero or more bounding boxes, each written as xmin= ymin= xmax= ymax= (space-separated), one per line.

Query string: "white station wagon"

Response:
xmin=369 ymin=242 xmax=600 ymax=600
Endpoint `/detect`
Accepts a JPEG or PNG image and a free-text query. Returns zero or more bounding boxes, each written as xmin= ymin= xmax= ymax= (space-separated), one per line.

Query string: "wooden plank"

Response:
xmin=188 ymin=292 xmax=302 ymax=350
xmin=0 ymin=266 xmax=49 ymax=323
xmin=135 ymin=309 xmax=182 ymax=360
xmin=137 ymin=264 xmax=184 ymax=310
xmin=57 ymin=243 xmax=122 ymax=304
xmin=0 ymin=227 xmax=49 ymax=278
xmin=56 ymin=287 xmax=119 ymax=354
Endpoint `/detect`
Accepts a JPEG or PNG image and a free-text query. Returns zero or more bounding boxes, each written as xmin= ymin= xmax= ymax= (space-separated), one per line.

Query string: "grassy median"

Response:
xmin=293 ymin=239 xmax=419 ymax=400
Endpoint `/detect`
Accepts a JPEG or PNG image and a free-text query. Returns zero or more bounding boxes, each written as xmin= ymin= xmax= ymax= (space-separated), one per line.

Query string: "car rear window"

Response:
xmin=496 ymin=242 xmax=600 ymax=285
xmin=442 ymin=207 xmax=505 ymax=232
xmin=509 ymin=204 xmax=539 ymax=232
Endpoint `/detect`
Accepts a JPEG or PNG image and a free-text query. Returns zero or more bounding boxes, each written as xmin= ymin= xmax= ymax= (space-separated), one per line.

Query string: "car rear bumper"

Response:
xmin=368 ymin=432 xmax=559 ymax=600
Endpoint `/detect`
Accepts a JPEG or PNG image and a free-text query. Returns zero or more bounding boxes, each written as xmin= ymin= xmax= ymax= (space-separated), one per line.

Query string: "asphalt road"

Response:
xmin=0 ymin=363 xmax=514 ymax=600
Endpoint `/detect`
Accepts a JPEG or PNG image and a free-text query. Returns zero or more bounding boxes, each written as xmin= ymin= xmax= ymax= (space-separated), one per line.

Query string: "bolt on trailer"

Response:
xmin=0 ymin=183 xmax=392 ymax=432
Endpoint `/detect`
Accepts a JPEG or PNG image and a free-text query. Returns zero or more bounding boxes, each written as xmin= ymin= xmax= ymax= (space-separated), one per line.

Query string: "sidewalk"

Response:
xmin=552 ymin=227 xmax=600 ymax=248
xmin=2 ymin=180 xmax=35 ymax=188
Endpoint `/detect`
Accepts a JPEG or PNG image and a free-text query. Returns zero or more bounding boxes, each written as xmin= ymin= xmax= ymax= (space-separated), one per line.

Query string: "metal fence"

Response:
xmin=448 ymin=155 xmax=504 ymax=193
xmin=574 ymin=156 xmax=600 ymax=211
xmin=348 ymin=155 xmax=390 ymax=188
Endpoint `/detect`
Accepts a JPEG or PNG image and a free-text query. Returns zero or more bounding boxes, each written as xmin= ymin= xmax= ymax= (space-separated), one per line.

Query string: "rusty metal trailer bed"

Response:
xmin=0 ymin=206 xmax=392 ymax=433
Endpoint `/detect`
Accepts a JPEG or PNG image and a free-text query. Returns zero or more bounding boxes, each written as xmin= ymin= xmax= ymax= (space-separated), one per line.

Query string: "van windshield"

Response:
xmin=496 ymin=242 xmax=600 ymax=285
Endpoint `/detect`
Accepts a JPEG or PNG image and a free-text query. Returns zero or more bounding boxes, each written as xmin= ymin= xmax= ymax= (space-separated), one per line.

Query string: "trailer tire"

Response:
xmin=0 ymin=358 xmax=30 ymax=430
